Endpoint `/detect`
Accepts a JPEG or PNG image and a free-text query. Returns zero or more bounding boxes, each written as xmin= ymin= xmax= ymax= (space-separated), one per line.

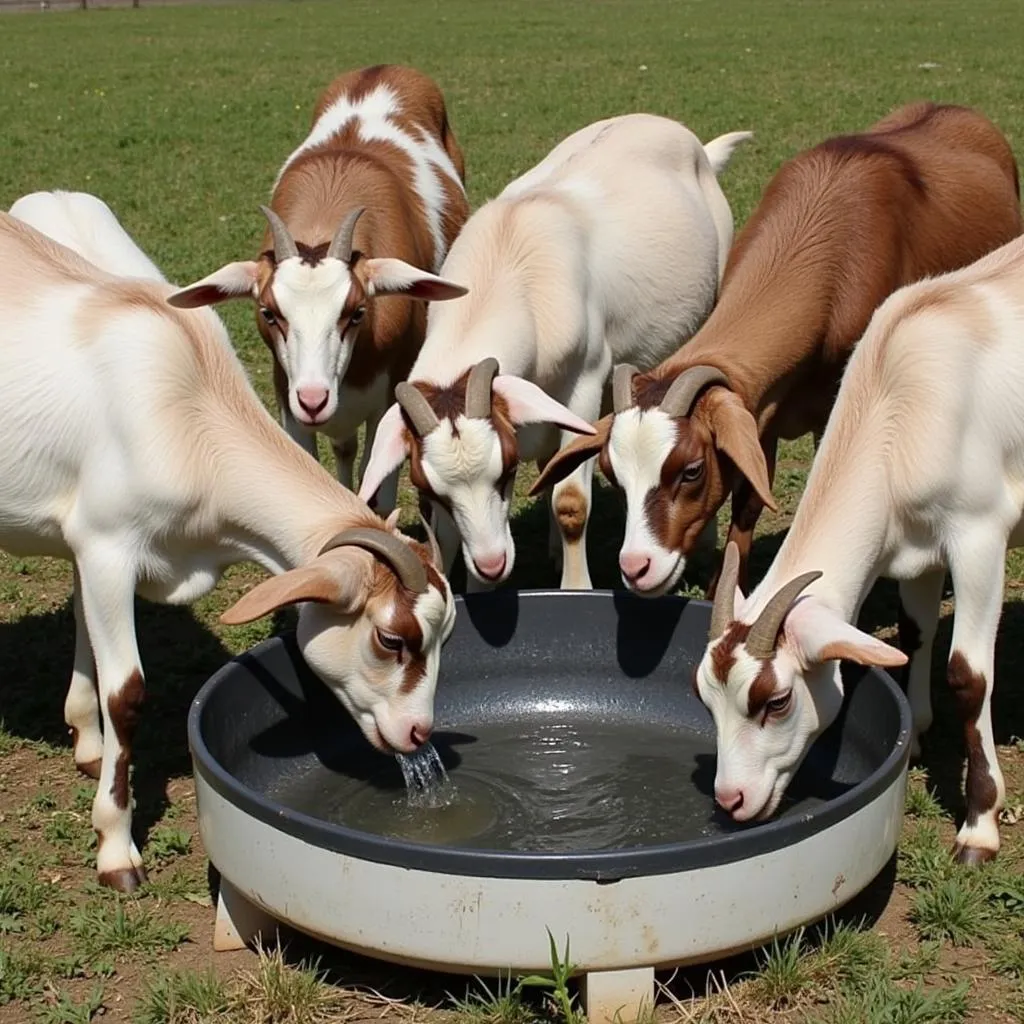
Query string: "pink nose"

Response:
xmin=473 ymin=552 xmax=507 ymax=581
xmin=297 ymin=386 xmax=330 ymax=418
xmin=715 ymin=784 xmax=744 ymax=815
xmin=410 ymin=723 xmax=432 ymax=748
xmin=620 ymin=551 xmax=651 ymax=584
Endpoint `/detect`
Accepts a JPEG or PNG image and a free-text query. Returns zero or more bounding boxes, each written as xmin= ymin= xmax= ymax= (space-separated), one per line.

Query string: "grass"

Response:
xmin=0 ymin=0 xmax=1022 ymax=1021
xmin=67 ymin=901 xmax=190 ymax=961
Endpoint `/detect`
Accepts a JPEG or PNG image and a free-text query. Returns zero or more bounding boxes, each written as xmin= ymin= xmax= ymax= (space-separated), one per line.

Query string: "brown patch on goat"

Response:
xmin=554 ymin=483 xmax=588 ymax=543
xmin=947 ymin=651 xmax=999 ymax=827
xmin=709 ymin=621 xmax=751 ymax=683
xmin=368 ymin=541 xmax=447 ymax=696
xmin=746 ymin=661 xmax=779 ymax=718
xmin=107 ymin=669 xmax=145 ymax=811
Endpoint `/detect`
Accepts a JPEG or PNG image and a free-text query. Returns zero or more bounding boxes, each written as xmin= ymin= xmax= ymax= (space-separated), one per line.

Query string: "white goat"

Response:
xmin=694 ymin=232 xmax=1024 ymax=865
xmin=358 ymin=113 xmax=752 ymax=589
xmin=0 ymin=202 xmax=454 ymax=893
xmin=9 ymin=190 xmax=167 ymax=282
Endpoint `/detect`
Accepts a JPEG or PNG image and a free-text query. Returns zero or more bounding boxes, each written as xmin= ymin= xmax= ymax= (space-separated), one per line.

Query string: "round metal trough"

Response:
xmin=188 ymin=589 xmax=911 ymax=1022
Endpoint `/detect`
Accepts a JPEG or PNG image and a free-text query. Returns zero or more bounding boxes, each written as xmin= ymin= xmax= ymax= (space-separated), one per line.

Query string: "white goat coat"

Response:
xmin=391 ymin=113 xmax=750 ymax=590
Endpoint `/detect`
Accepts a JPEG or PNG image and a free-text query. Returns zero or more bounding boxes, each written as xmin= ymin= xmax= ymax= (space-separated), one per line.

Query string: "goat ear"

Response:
xmin=363 ymin=257 xmax=468 ymax=302
xmin=492 ymin=376 xmax=597 ymax=435
xmin=706 ymin=390 xmax=778 ymax=512
xmin=783 ymin=597 xmax=908 ymax=669
xmin=167 ymin=262 xmax=260 ymax=308
xmin=220 ymin=558 xmax=368 ymax=625
xmin=358 ymin=403 xmax=410 ymax=504
xmin=527 ymin=415 xmax=612 ymax=496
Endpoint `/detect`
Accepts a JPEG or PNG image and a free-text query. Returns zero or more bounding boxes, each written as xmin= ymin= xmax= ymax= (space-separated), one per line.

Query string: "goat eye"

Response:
xmin=681 ymin=460 xmax=705 ymax=483
xmin=766 ymin=692 xmax=792 ymax=715
xmin=375 ymin=627 xmax=403 ymax=653
xmin=260 ymin=307 xmax=278 ymax=327
xmin=349 ymin=306 xmax=366 ymax=326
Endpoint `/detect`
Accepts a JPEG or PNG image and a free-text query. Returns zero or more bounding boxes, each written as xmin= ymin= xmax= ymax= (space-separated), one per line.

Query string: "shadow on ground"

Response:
xmin=0 ymin=596 xmax=294 ymax=839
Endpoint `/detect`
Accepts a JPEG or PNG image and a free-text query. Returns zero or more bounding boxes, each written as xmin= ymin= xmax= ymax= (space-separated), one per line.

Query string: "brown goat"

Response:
xmin=169 ymin=64 xmax=471 ymax=514
xmin=530 ymin=101 xmax=1022 ymax=597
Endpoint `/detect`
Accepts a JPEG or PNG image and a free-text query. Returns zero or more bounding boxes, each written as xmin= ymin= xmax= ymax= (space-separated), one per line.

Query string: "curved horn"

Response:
xmin=259 ymin=205 xmax=299 ymax=263
xmin=745 ymin=570 xmax=824 ymax=659
xmin=660 ymin=366 xmax=730 ymax=419
xmin=327 ymin=206 xmax=366 ymax=263
xmin=418 ymin=511 xmax=444 ymax=571
xmin=465 ymin=357 xmax=499 ymax=419
xmin=709 ymin=541 xmax=741 ymax=641
xmin=612 ymin=363 xmax=638 ymax=413
xmin=395 ymin=382 xmax=440 ymax=437
xmin=318 ymin=526 xmax=428 ymax=594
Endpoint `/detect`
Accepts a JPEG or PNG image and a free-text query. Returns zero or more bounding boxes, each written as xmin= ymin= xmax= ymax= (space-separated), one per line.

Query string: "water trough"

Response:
xmin=188 ymin=589 xmax=911 ymax=1022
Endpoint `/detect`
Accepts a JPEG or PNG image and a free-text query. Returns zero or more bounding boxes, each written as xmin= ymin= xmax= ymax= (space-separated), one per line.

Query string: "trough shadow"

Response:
xmin=0 ymin=595 xmax=237 ymax=842
xmin=613 ymin=589 xmax=688 ymax=677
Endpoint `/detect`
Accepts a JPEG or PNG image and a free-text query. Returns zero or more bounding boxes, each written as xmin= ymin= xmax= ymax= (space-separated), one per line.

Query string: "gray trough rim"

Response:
xmin=187 ymin=589 xmax=912 ymax=883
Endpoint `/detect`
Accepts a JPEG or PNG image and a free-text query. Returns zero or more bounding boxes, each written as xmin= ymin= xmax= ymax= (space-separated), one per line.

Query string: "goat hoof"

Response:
xmin=98 ymin=864 xmax=148 ymax=893
xmin=76 ymin=758 xmax=102 ymax=780
xmin=953 ymin=843 xmax=996 ymax=867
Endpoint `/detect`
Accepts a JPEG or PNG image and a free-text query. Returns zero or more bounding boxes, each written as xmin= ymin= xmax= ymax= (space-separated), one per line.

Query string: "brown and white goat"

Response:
xmin=0 ymin=204 xmax=454 ymax=893
xmin=168 ymin=64 xmax=470 ymax=513
xmin=531 ymin=102 xmax=1022 ymax=597
xmin=696 ymin=230 xmax=1024 ymax=864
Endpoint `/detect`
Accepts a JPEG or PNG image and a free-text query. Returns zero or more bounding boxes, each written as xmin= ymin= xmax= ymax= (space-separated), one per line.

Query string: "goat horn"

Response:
xmin=709 ymin=541 xmax=741 ymax=641
xmin=395 ymin=382 xmax=440 ymax=437
xmin=465 ymin=357 xmax=500 ymax=419
xmin=612 ymin=363 xmax=638 ymax=413
xmin=745 ymin=570 xmax=824 ymax=660
xmin=660 ymin=365 xmax=730 ymax=419
xmin=418 ymin=511 xmax=444 ymax=571
xmin=327 ymin=206 xmax=365 ymax=262
xmin=318 ymin=526 xmax=428 ymax=594
xmin=259 ymin=205 xmax=299 ymax=263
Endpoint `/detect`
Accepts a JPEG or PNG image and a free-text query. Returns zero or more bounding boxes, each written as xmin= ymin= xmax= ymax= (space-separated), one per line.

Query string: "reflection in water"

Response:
xmin=274 ymin=720 xmax=827 ymax=853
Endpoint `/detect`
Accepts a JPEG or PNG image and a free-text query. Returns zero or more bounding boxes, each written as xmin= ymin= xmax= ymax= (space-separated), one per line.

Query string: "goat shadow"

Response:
xmin=0 ymin=591 xmax=295 ymax=842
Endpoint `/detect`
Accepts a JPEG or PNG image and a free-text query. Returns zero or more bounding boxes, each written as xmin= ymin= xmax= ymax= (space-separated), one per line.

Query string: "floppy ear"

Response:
xmin=357 ymin=403 xmax=410 ymax=503
xmin=492 ymin=375 xmax=597 ymax=435
xmin=706 ymin=390 xmax=777 ymax=512
xmin=783 ymin=597 xmax=908 ymax=669
xmin=527 ymin=415 xmax=612 ymax=496
xmin=166 ymin=261 xmax=260 ymax=308
xmin=220 ymin=556 xmax=369 ymax=625
xmin=363 ymin=257 xmax=468 ymax=302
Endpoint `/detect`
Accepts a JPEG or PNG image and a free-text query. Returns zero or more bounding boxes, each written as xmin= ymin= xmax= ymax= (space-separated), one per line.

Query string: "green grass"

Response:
xmin=67 ymin=901 xmax=190 ymax=961
xmin=134 ymin=968 xmax=231 ymax=1024
xmin=0 ymin=0 xmax=1022 ymax=1021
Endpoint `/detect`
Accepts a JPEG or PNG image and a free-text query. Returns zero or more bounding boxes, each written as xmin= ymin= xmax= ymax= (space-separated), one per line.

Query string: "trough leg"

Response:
xmin=213 ymin=878 xmax=280 ymax=952
xmin=581 ymin=967 xmax=654 ymax=1024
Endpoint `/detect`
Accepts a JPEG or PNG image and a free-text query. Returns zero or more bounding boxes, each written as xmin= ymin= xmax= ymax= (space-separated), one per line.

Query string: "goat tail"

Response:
xmin=702 ymin=130 xmax=754 ymax=176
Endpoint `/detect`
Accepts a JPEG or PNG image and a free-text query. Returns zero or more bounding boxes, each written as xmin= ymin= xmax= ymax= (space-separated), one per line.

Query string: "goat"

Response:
xmin=166 ymin=64 xmax=471 ymax=514
xmin=0 ymin=204 xmax=454 ymax=893
xmin=356 ymin=112 xmax=753 ymax=589
xmin=694 ymin=230 xmax=1024 ymax=865
xmin=530 ymin=102 xmax=1022 ymax=598
xmin=10 ymin=190 xmax=166 ymax=282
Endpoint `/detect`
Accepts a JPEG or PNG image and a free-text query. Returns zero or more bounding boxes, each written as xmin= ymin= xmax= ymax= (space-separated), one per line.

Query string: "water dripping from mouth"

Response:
xmin=395 ymin=741 xmax=454 ymax=809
